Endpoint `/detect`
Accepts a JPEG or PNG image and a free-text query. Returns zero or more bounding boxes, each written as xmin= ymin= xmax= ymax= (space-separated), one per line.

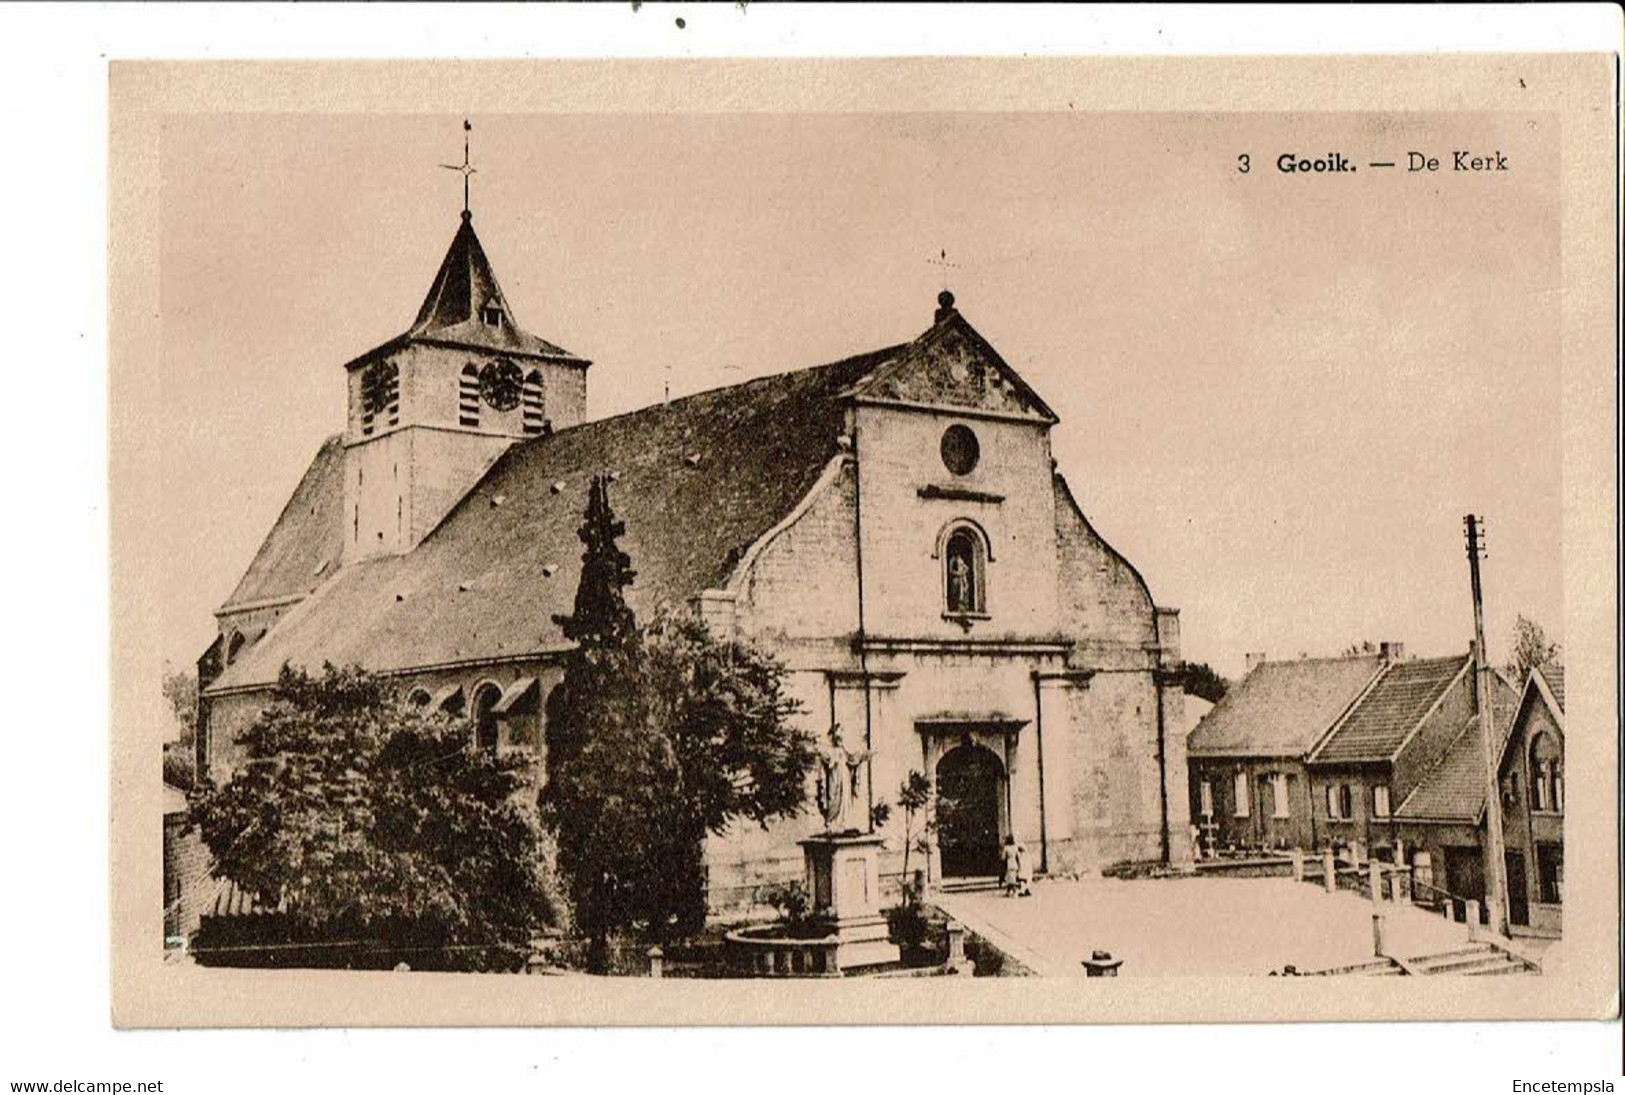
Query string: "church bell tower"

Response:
xmin=340 ymin=189 xmax=590 ymax=564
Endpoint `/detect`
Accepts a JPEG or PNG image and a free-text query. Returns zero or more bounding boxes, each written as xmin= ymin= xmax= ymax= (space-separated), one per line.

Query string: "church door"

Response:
xmin=935 ymin=744 xmax=1006 ymax=879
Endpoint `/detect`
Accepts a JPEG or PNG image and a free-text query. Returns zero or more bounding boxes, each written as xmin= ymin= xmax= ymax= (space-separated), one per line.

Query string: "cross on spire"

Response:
xmin=927 ymin=247 xmax=959 ymax=289
xmin=929 ymin=248 xmax=961 ymax=322
xmin=440 ymin=118 xmax=476 ymax=219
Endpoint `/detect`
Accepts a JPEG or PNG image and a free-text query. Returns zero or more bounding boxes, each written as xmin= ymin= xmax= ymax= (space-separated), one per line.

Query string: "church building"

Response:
xmin=196 ymin=201 xmax=1193 ymax=910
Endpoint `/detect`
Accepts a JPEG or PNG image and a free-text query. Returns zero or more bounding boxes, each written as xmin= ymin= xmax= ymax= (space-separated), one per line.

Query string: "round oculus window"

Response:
xmin=940 ymin=424 xmax=980 ymax=476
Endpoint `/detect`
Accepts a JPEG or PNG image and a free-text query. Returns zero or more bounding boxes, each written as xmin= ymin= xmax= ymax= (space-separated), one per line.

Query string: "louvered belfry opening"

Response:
xmin=458 ymin=364 xmax=480 ymax=427
xmin=522 ymin=369 xmax=546 ymax=435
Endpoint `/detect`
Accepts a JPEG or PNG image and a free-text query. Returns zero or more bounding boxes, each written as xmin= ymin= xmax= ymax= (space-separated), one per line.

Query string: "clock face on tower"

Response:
xmin=479 ymin=360 xmax=523 ymax=411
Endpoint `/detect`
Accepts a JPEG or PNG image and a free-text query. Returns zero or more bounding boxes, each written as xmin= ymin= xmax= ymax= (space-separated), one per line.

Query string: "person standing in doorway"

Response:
xmin=1002 ymin=835 xmax=1021 ymax=897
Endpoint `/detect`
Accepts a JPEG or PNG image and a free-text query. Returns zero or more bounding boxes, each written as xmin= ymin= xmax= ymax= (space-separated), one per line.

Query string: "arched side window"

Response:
xmin=458 ymin=364 xmax=481 ymax=428
xmin=471 ymin=680 xmax=503 ymax=754
xmin=1529 ymin=731 xmax=1563 ymax=812
xmin=522 ymin=369 xmax=547 ymax=435
xmin=225 ymin=630 xmax=246 ymax=666
xmin=937 ymin=521 xmax=990 ymax=617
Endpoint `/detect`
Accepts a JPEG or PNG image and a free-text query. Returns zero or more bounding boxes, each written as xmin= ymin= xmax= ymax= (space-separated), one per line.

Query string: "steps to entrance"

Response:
xmin=1310 ymin=942 xmax=1536 ymax=977
xmin=1406 ymin=943 xmax=1534 ymax=976
xmin=936 ymin=876 xmax=1002 ymax=895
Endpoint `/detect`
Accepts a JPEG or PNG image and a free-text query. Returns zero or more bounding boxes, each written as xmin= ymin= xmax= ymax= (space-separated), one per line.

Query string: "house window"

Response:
xmin=1271 ymin=772 xmax=1290 ymax=819
xmin=1199 ymin=779 xmax=1214 ymax=819
xmin=943 ymin=525 xmax=987 ymax=616
xmin=1325 ymin=784 xmax=1338 ymax=819
xmin=1535 ymin=841 xmax=1562 ymax=904
xmin=1338 ymin=784 xmax=1354 ymax=820
xmin=1373 ymin=785 xmax=1391 ymax=818
xmin=459 ymin=364 xmax=481 ymax=427
xmin=1233 ymin=771 xmax=1250 ymax=818
xmin=1530 ymin=733 xmax=1562 ymax=813
xmin=522 ymin=369 xmax=547 ymax=435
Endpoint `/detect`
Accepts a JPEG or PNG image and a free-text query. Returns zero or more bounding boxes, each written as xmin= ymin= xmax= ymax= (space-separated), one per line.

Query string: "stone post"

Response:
xmin=1369 ymin=861 xmax=1384 ymax=905
xmin=1371 ymin=911 xmax=1386 ymax=957
xmin=945 ymin=920 xmax=969 ymax=973
xmin=647 ymin=945 xmax=664 ymax=979
xmin=1322 ymin=848 xmax=1337 ymax=893
xmin=1465 ymin=899 xmax=1482 ymax=941
xmin=1290 ymin=847 xmax=1304 ymax=882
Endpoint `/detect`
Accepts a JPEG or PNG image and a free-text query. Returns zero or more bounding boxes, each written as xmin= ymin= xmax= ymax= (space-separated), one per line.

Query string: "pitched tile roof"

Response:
xmin=208 ymin=336 xmax=912 ymax=692
xmin=1309 ymin=655 xmax=1470 ymax=764
xmin=221 ymin=435 xmax=346 ymax=611
xmin=1187 ymin=655 xmax=1384 ymax=758
xmin=1392 ymin=676 xmax=1521 ymax=822
xmin=347 ymin=214 xmax=585 ymax=367
xmin=1536 ymin=664 xmax=1564 ymax=711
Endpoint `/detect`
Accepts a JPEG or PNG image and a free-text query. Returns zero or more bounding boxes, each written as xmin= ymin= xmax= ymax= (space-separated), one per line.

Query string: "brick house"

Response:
xmin=1394 ymin=664 xmax=1563 ymax=936
xmin=1185 ymin=651 xmax=1388 ymax=855
xmin=195 ymin=203 xmax=1191 ymax=912
xmin=1188 ymin=644 xmax=1522 ymax=875
xmin=1303 ymin=652 xmax=1521 ymax=865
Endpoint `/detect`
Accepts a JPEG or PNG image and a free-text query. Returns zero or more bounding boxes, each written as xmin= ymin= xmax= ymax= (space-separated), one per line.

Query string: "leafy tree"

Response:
xmin=162 ymin=663 xmax=198 ymax=745
xmin=1506 ymin=615 xmax=1561 ymax=682
xmin=541 ymin=476 xmax=816 ymax=965
xmin=162 ymin=741 xmax=195 ymax=791
xmin=188 ymin=664 xmax=554 ymax=971
xmin=641 ymin=612 xmax=817 ymax=934
xmin=1176 ymin=661 xmax=1229 ymax=704
xmin=894 ymin=770 xmax=934 ymax=895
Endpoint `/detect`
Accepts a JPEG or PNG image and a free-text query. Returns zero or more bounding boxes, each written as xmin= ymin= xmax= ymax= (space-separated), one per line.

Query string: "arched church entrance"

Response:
xmin=935 ymin=744 xmax=1006 ymax=879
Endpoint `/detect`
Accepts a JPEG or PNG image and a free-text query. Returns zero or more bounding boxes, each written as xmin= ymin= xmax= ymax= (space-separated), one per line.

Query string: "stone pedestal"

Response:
xmin=801 ymin=832 xmax=899 ymax=971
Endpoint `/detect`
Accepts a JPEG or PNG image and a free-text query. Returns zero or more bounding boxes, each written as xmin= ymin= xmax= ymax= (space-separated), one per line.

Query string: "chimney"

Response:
xmin=1379 ymin=641 xmax=1405 ymax=662
xmin=1244 ymin=652 xmax=1268 ymax=674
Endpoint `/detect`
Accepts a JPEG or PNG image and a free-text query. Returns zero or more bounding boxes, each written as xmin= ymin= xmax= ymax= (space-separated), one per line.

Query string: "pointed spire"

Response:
xmin=411 ymin=215 xmax=513 ymax=333
xmin=403 ymin=215 xmax=584 ymax=362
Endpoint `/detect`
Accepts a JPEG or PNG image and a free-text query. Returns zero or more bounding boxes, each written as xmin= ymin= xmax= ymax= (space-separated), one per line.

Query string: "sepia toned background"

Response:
xmin=109 ymin=54 xmax=1617 ymax=1026
xmin=153 ymin=110 xmax=1561 ymax=690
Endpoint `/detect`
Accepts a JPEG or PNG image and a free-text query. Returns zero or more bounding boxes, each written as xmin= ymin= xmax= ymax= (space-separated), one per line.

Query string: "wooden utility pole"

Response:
xmin=1464 ymin=514 xmax=1510 ymax=936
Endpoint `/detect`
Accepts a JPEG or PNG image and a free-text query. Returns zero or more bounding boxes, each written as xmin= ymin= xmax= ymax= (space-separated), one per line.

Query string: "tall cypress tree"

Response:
xmin=554 ymin=473 xmax=637 ymax=651
xmin=541 ymin=474 xmax=658 ymax=967
xmin=544 ymin=474 xmax=638 ymax=780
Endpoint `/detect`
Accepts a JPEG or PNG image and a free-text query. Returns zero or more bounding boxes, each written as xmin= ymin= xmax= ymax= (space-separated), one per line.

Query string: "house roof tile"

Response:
xmin=1309 ymin=655 xmax=1469 ymax=764
xmin=1187 ymin=655 xmax=1384 ymax=758
xmin=1392 ymin=677 xmax=1522 ymax=821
